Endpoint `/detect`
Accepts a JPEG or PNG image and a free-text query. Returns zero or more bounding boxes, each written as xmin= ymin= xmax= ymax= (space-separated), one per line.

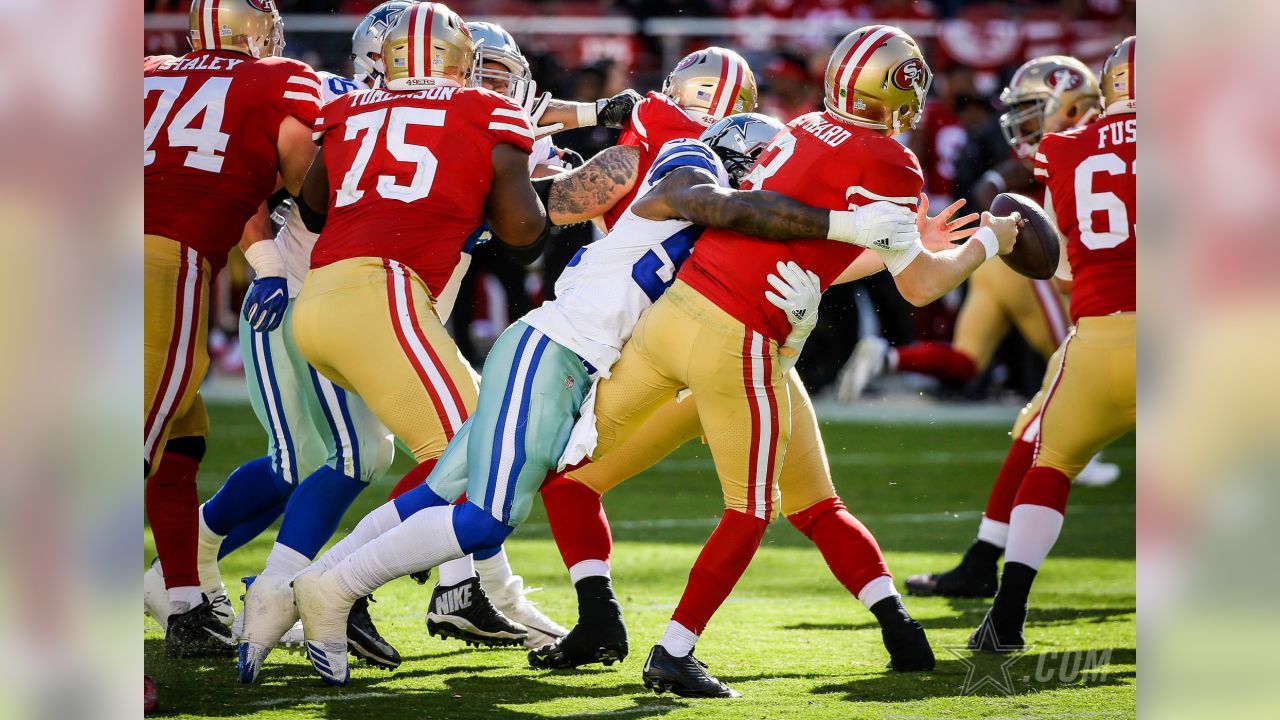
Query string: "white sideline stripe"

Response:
xmin=252 ymin=692 xmax=397 ymax=707
xmin=284 ymin=91 xmax=323 ymax=107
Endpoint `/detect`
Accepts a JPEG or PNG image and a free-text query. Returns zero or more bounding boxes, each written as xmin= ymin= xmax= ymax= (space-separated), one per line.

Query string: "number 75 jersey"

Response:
xmin=144 ymin=51 xmax=323 ymax=269
xmin=1035 ymin=111 xmax=1137 ymax=322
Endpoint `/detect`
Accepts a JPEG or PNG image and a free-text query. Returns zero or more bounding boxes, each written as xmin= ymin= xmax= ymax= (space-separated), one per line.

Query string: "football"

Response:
xmin=991 ymin=192 xmax=1061 ymax=280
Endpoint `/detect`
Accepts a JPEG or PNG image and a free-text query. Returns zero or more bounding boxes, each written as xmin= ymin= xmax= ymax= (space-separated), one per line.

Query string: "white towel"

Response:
xmin=557 ymin=378 xmax=601 ymax=471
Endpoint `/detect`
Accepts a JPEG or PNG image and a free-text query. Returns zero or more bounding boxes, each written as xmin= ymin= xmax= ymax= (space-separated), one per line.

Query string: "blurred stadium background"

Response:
xmin=144 ymin=0 xmax=1135 ymax=405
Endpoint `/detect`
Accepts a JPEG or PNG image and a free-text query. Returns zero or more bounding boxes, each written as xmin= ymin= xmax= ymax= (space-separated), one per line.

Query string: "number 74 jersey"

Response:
xmin=1035 ymin=111 xmax=1136 ymax=322
xmin=144 ymin=52 xmax=323 ymax=270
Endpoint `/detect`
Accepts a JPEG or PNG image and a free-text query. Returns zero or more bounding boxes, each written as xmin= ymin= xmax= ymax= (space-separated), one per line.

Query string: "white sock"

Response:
xmin=263 ymin=543 xmax=311 ymax=579
xmin=976 ymin=516 xmax=1010 ymax=548
xmin=568 ymin=559 xmax=611 ymax=585
xmin=196 ymin=507 xmax=225 ymax=594
xmin=475 ymin=547 xmax=514 ymax=592
xmin=168 ymin=585 xmax=203 ymax=615
xmin=333 ymin=505 xmax=464 ymax=599
xmin=856 ymin=575 xmax=899 ymax=610
xmin=1003 ymin=504 xmax=1065 ymax=570
xmin=437 ymin=555 xmax=476 ymax=586
xmin=659 ymin=620 xmax=699 ymax=657
xmin=314 ymin=501 xmax=404 ymax=572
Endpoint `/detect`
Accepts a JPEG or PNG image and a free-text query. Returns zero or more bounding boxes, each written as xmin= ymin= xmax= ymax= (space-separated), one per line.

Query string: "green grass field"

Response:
xmin=145 ymin=400 xmax=1135 ymax=719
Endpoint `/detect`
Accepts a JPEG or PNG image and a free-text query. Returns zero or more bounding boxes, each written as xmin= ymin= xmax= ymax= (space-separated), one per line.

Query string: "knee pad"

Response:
xmin=451 ymin=502 xmax=514 ymax=554
xmin=164 ymin=436 xmax=206 ymax=463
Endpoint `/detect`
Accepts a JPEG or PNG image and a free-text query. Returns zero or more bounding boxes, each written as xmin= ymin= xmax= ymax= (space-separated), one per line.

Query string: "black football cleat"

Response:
xmin=528 ymin=575 xmax=628 ymax=669
xmin=426 ymin=577 xmax=527 ymax=647
xmin=882 ymin=617 xmax=936 ymax=671
xmin=905 ymin=540 xmax=1001 ymax=598
xmin=165 ymin=596 xmax=235 ymax=658
xmin=968 ymin=609 xmax=1026 ymax=653
xmin=641 ymin=645 xmax=740 ymax=698
xmin=347 ymin=595 xmax=401 ymax=670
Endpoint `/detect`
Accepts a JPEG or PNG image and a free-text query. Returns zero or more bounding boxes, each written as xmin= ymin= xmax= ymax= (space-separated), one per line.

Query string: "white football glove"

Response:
xmin=765 ymin=261 xmax=822 ymax=372
xmin=828 ymin=200 xmax=920 ymax=251
xmin=523 ymin=91 xmax=564 ymax=139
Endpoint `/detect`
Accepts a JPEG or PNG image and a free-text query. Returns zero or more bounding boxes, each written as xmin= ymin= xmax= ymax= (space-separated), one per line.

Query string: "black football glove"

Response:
xmin=595 ymin=89 xmax=643 ymax=129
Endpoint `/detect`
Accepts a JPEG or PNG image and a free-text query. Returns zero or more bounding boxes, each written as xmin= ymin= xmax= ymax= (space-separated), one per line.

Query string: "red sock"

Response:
xmin=1012 ymin=466 xmax=1072 ymax=513
xmin=671 ymin=509 xmax=767 ymax=635
xmin=386 ymin=458 xmax=437 ymax=501
xmin=788 ymin=497 xmax=889 ymax=597
xmin=541 ymin=473 xmax=612 ymax=570
xmin=984 ymin=437 xmax=1037 ymax=523
xmin=894 ymin=342 xmax=978 ymax=386
xmin=145 ymin=452 xmax=201 ymax=590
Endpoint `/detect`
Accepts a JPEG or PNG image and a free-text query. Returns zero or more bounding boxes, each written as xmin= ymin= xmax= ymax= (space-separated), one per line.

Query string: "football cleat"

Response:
xmin=641 ymin=645 xmax=740 ymax=699
xmin=294 ymin=570 xmax=355 ymax=686
xmin=1076 ymin=454 xmax=1121 ymax=487
xmin=144 ymin=558 xmax=234 ymax=628
xmin=881 ymin=616 xmax=936 ymax=672
xmin=165 ymin=595 xmax=235 ymax=658
xmin=426 ymin=577 xmax=528 ymax=647
xmin=347 ymin=595 xmax=401 ymax=670
xmin=528 ymin=575 xmax=628 ymax=668
xmin=968 ymin=608 xmax=1026 ymax=653
xmin=905 ymin=540 xmax=1001 ymax=598
xmin=487 ymin=576 xmax=569 ymax=650
xmin=836 ymin=336 xmax=890 ymax=404
xmin=236 ymin=574 xmax=300 ymax=683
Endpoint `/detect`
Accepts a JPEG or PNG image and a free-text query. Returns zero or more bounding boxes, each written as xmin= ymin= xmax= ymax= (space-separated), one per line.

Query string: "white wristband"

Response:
xmin=973 ymin=226 xmax=999 ymax=261
xmin=243 ymin=240 xmax=286 ymax=277
xmin=827 ymin=210 xmax=856 ymax=244
xmin=577 ymin=102 xmax=598 ymax=128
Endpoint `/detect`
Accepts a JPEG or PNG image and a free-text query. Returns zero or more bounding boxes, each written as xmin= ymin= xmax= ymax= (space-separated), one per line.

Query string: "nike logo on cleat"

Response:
xmin=434 ymin=585 xmax=473 ymax=615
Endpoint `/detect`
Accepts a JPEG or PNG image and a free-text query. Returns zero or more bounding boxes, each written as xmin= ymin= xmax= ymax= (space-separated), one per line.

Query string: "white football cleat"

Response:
xmin=144 ymin=559 xmax=234 ymax=628
xmin=237 ymin=573 xmax=301 ymax=683
xmin=487 ymin=576 xmax=568 ymax=650
xmin=1076 ymin=454 xmax=1121 ymax=488
xmin=294 ymin=569 xmax=354 ymax=686
xmin=836 ymin=336 xmax=890 ymax=404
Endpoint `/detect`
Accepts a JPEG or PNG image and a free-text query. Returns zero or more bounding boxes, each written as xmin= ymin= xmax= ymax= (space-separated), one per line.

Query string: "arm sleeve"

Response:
xmin=278 ymin=62 xmax=324 ymax=126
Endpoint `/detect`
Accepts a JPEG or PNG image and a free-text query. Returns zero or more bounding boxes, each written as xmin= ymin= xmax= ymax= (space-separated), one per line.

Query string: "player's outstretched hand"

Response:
xmin=981 ymin=210 xmax=1024 ymax=255
xmin=596 ymin=89 xmax=643 ymax=129
xmin=523 ymin=92 xmax=564 ymax=139
xmin=917 ymin=194 xmax=980 ymax=252
xmin=243 ymin=276 xmax=288 ymax=332
xmin=830 ymin=200 xmax=919 ymax=251
xmin=765 ymin=261 xmax=822 ymax=338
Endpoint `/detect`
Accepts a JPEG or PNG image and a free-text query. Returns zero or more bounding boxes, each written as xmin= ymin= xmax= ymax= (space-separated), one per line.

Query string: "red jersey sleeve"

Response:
xmin=846 ymin=144 xmax=924 ymax=212
xmin=481 ymin=93 xmax=535 ymax=155
xmin=313 ymin=92 xmax=353 ymax=143
xmin=261 ymin=57 xmax=324 ymax=126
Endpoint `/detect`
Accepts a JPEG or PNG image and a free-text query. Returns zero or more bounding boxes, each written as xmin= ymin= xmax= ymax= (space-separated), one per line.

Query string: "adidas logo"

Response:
xmin=434 ymin=584 xmax=473 ymax=615
xmin=874 ymin=237 xmax=891 ymax=248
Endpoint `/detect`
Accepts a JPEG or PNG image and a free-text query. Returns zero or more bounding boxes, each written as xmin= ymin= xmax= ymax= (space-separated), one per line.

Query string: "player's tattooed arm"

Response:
xmin=540 ymin=145 xmax=641 ymax=225
xmin=633 ymin=167 xmax=832 ymax=240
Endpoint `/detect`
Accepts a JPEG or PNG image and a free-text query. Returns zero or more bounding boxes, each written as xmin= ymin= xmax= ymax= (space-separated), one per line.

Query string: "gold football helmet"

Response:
xmin=188 ymin=0 xmax=284 ymax=59
xmin=1101 ymin=36 xmax=1136 ymax=112
xmin=382 ymin=2 xmax=475 ymax=91
xmin=999 ymin=55 xmax=1101 ymax=157
xmin=661 ymin=47 xmax=758 ymax=124
xmin=824 ymin=25 xmax=931 ymax=136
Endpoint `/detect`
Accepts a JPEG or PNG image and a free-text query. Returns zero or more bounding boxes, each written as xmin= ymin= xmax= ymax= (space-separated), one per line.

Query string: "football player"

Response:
xmin=560 ymin=26 xmax=1022 ymax=697
xmin=967 ymin=36 xmax=1136 ymax=651
xmin=837 ymin=55 xmax=1096 ymax=403
xmin=289 ymin=112 xmax=921 ymax=687
xmin=144 ymin=0 xmax=321 ymax=658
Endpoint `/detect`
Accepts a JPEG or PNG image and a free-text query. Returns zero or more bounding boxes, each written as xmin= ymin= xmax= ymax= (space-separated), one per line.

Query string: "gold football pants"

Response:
xmin=590 ymin=281 xmax=788 ymax=519
xmin=292 ymin=257 xmax=478 ymax=463
xmin=956 ymin=259 xmax=1070 ymax=369
xmin=144 ymin=234 xmax=211 ymax=475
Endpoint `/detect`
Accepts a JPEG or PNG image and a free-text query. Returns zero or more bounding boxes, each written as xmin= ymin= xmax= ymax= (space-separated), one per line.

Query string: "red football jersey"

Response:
xmin=603 ymin=92 xmax=710 ymax=230
xmin=309 ymin=85 xmax=534 ymax=296
xmin=1035 ymin=111 xmax=1136 ymax=323
xmin=680 ymin=112 xmax=924 ymax=343
xmin=144 ymin=51 xmax=322 ymax=269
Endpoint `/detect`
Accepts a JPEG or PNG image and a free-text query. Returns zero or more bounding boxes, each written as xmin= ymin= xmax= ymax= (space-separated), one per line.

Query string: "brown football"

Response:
xmin=990 ymin=192 xmax=1060 ymax=280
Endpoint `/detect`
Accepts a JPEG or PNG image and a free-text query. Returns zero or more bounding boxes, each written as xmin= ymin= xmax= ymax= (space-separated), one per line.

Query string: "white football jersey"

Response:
xmin=523 ymin=138 xmax=730 ymax=376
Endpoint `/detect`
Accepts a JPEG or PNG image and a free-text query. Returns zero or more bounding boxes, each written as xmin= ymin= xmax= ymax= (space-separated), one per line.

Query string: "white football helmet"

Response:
xmin=351 ymin=1 xmax=413 ymax=87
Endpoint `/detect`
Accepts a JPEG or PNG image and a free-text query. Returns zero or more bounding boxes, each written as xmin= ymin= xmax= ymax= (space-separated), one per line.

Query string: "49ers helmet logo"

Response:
xmin=1046 ymin=67 xmax=1083 ymax=91
xmin=246 ymin=0 xmax=276 ymax=11
xmin=892 ymin=58 xmax=926 ymax=90
xmin=675 ymin=52 xmax=699 ymax=72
